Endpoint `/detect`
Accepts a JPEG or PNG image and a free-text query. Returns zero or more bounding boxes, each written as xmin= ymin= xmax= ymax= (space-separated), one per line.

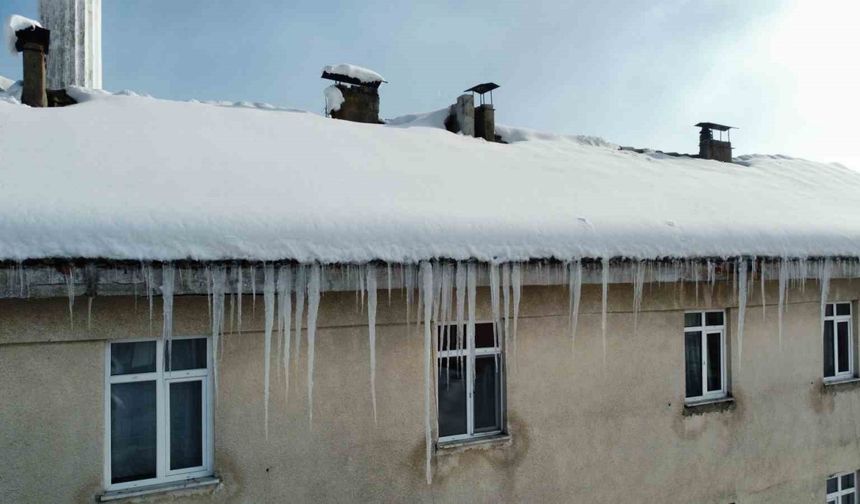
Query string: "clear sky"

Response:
xmin=3 ymin=0 xmax=859 ymax=169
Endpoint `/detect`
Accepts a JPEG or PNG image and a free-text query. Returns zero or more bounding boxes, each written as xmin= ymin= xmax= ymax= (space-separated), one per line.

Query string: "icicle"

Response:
xmin=455 ymin=262 xmax=466 ymax=372
xmin=144 ymin=263 xmax=155 ymax=335
xmin=161 ymin=264 xmax=175 ymax=368
xmin=237 ymin=266 xmax=243 ymax=335
xmin=568 ymin=260 xmax=582 ymax=355
xmin=760 ymin=258 xmax=767 ymax=321
xmin=387 ymin=262 xmax=393 ymax=305
xmin=777 ymin=258 xmax=788 ymax=349
xmin=467 ymin=262 xmax=477 ymax=366
xmin=632 ymin=260 xmax=645 ymax=335
xmin=820 ymin=258 xmax=833 ymax=337
xmin=511 ymin=263 xmax=522 ymax=369
xmin=440 ymin=263 xmax=454 ymax=375
xmin=737 ymin=259 xmax=748 ymax=370
xmin=420 ymin=261 xmax=434 ymax=485
xmin=87 ymin=296 xmax=94 ymax=330
xmin=250 ymin=265 xmax=257 ymax=315
xmin=366 ymin=264 xmax=378 ymax=424
xmin=601 ymin=258 xmax=609 ymax=367
xmin=262 ymin=265 xmax=275 ymax=438
xmin=210 ymin=267 xmax=227 ymax=398
xmin=65 ymin=266 xmax=75 ymax=328
xmin=489 ymin=263 xmax=501 ymax=368
xmin=294 ymin=265 xmax=306 ymax=369
xmin=501 ymin=264 xmax=511 ymax=358
xmin=306 ymin=264 xmax=321 ymax=426
xmin=277 ymin=266 xmax=293 ymax=409
xmin=405 ymin=264 xmax=414 ymax=330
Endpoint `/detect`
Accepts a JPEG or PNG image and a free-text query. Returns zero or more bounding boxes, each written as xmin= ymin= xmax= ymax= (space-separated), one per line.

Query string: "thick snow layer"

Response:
xmin=1 ymin=89 xmax=860 ymax=263
xmin=322 ymin=64 xmax=385 ymax=84
xmin=324 ymin=85 xmax=344 ymax=114
xmin=6 ymin=15 xmax=42 ymax=54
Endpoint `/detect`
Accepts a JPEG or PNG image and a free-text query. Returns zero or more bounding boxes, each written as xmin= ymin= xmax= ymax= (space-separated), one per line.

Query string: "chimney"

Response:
xmin=38 ymin=0 xmax=102 ymax=89
xmin=321 ymin=64 xmax=386 ymax=124
xmin=464 ymin=83 xmax=499 ymax=142
xmin=696 ymin=122 xmax=734 ymax=162
xmin=445 ymin=94 xmax=475 ymax=136
xmin=14 ymin=24 xmax=51 ymax=107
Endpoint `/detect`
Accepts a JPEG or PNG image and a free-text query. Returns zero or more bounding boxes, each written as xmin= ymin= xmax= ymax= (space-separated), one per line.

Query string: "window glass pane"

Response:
xmin=170 ymin=380 xmax=204 ymax=470
xmin=685 ymin=331 xmax=703 ymax=398
xmin=843 ymin=493 xmax=855 ymax=504
xmin=111 ymin=381 xmax=157 ymax=484
xmin=705 ymin=312 xmax=724 ymax=327
xmin=825 ymin=321 xmax=836 ymax=378
xmin=828 ymin=477 xmax=839 ymax=494
xmin=438 ymin=326 xmax=465 ymax=352
xmin=838 ymin=322 xmax=850 ymax=373
xmin=111 ymin=341 xmax=156 ymax=375
xmin=843 ymin=473 xmax=855 ymax=489
xmin=475 ymin=323 xmax=497 ymax=349
xmin=166 ymin=338 xmax=208 ymax=371
xmin=837 ymin=303 xmax=852 ymax=316
xmin=706 ymin=332 xmax=722 ymax=392
xmin=437 ymin=358 xmax=467 ymax=437
xmin=474 ymin=356 xmax=501 ymax=432
xmin=684 ymin=313 xmax=701 ymax=328
xmin=827 ymin=304 xmax=835 ymax=317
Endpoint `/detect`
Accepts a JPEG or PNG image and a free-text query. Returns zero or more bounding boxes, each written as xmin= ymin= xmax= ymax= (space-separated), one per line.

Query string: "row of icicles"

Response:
xmin=5 ymin=256 xmax=860 ymax=484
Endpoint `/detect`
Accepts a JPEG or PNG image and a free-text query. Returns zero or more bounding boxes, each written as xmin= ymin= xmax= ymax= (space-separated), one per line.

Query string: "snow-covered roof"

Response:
xmin=5 ymin=14 xmax=41 ymax=54
xmin=322 ymin=64 xmax=386 ymax=84
xmin=1 ymin=87 xmax=859 ymax=263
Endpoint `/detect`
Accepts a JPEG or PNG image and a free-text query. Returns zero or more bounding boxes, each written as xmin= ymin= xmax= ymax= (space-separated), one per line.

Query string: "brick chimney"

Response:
xmin=321 ymin=64 xmax=385 ymax=124
xmin=696 ymin=122 xmax=734 ymax=162
xmin=14 ymin=25 xmax=51 ymax=108
xmin=464 ymin=83 xmax=499 ymax=142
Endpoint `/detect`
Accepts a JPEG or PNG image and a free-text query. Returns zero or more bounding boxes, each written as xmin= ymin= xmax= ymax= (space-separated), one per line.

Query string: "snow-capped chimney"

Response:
xmin=39 ymin=0 xmax=102 ymax=89
xmin=465 ymin=83 xmax=499 ymax=141
xmin=696 ymin=122 xmax=734 ymax=162
xmin=14 ymin=23 xmax=50 ymax=107
xmin=321 ymin=64 xmax=386 ymax=124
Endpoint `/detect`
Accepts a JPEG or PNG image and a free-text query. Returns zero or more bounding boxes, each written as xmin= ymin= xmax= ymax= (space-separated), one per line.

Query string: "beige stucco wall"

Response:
xmin=1 ymin=277 xmax=860 ymax=503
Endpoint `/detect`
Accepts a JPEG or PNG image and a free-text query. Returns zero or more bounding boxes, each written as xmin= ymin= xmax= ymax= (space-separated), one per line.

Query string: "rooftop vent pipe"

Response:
xmin=14 ymin=24 xmax=50 ymax=107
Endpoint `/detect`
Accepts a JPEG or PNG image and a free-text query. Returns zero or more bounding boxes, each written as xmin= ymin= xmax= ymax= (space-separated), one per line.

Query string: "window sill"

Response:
xmin=436 ymin=434 xmax=511 ymax=454
xmin=98 ymin=476 xmax=221 ymax=502
xmin=683 ymin=396 xmax=735 ymax=416
xmin=822 ymin=377 xmax=860 ymax=392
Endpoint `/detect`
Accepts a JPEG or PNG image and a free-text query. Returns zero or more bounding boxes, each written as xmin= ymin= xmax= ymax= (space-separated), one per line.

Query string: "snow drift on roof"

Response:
xmin=1 ymin=88 xmax=859 ymax=263
xmin=6 ymin=14 xmax=41 ymax=54
xmin=322 ymin=64 xmax=385 ymax=84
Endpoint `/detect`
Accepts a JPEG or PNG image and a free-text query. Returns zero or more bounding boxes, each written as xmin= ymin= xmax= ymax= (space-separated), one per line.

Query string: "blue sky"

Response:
xmin=3 ymin=0 xmax=859 ymax=169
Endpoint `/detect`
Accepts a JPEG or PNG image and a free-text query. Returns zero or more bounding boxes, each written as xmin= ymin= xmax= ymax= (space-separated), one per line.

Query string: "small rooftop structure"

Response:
xmin=696 ymin=122 xmax=735 ymax=163
xmin=321 ymin=64 xmax=386 ymax=89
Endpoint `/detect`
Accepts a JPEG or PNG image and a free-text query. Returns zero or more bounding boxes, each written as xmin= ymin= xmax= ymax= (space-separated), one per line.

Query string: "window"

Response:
xmin=824 ymin=302 xmax=854 ymax=381
xmin=437 ymin=323 xmax=504 ymax=442
xmin=684 ymin=311 xmax=727 ymax=403
xmin=105 ymin=337 xmax=213 ymax=491
xmin=828 ymin=471 xmax=856 ymax=504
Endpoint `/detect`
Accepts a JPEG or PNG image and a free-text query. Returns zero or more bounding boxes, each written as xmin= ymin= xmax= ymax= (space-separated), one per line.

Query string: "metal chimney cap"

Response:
xmin=695 ymin=122 xmax=735 ymax=131
xmin=464 ymin=82 xmax=499 ymax=95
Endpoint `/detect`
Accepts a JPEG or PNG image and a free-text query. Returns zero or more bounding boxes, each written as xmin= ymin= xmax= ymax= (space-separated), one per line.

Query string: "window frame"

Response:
xmin=103 ymin=336 xmax=214 ymax=491
xmin=827 ymin=470 xmax=857 ymax=504
xmin=824 ymin=302 xmax=854 ymax=383
xmin=436 ymin=321 xmax=505 ymax=443
xmin=684 ymin=310 xmax=728 ymax=404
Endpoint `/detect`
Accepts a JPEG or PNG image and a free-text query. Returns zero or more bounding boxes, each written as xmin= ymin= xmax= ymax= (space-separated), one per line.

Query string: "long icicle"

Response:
xmin=569 ymin=260 xmax=582 ymax=356
xmin=632 ymin=260 xmax=645 ymax=335
xmin=161 ymin=264 xmax=175 ymax=369
xmin=366 ymin=264 xmax=379 ymax=424
xmin=262 ymin=265 xmax=275 ymax=438
xmin=820 ymin=258 xmax=833 ymax=337
xmin=489 ymin=263 xmax=501 ymax=368
xmin=65 ymin=266 xmax=75 ymax=328
xmin=455 ymin=262 xmax=466 ymax=371
xmin=778 ymin=258 xmax=788 ymax=349
xmin=511 ymin=263 xmax=522 ymax=370
xmin=601 ymin=258 xmax=609 ymax=367
xmin=420 ymin=261 xmax=434 ymax=485
xmin=737 ymin=259 xmax=748 ymax=371
xmin=277 ymin=266 xmax=293 ymax=410
xmin=761 ymin=258 xmax=767 ymax=321
xmin=502 ymin=264 xmax=511 ymax=362
xmin=306 ymin=264 xmax=321 ymax=426
xmin=294 ymin=265 xmax=306 ymax=370
xmin=211 ymin=266 xmax=227 ymax=399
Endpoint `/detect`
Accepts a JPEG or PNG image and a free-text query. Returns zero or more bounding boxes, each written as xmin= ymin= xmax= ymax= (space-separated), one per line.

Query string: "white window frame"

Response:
xmin=684 ymin=310 xmax=727 ymax=404
xmin=437 ymin=321 xmax=505 ymax=443
xmin=824 ymin=302 xmax=854 ymax=383
xmin=827 ymin=470 xmax=857 ymax=503
xmin=104 ymin=336 xmax=214 ymax=491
